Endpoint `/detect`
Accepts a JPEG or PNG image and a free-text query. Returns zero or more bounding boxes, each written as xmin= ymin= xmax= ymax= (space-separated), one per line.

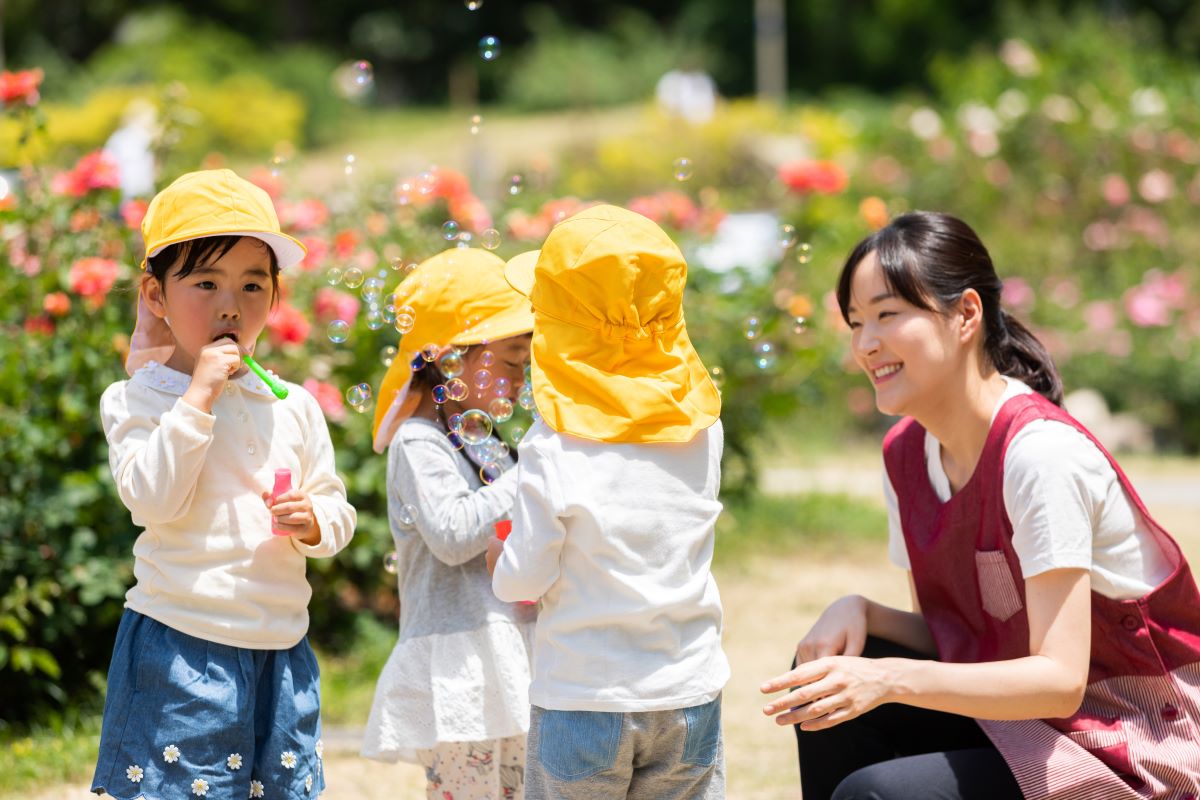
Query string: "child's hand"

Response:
xmin=183 ymin=338 xmax=243 ymax=413
xmin=486 ymin=537 xmax=504 ymax=576
xmin=262 ymin=488 xmax=321 ymax=545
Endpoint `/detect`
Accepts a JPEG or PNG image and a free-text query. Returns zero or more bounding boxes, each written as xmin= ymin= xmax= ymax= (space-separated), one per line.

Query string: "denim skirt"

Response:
xmin=91 ymin=609 xmax=325 ymax=799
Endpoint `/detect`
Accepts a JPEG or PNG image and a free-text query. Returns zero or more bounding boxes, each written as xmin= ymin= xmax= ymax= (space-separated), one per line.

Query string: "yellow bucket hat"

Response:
xmin=504 ymin=204 xmax=720 ymax=444
xmin=372 ymin=248 xmax=534 ymax=453
xmin=126 ymin=169 xmax=307 ymax=376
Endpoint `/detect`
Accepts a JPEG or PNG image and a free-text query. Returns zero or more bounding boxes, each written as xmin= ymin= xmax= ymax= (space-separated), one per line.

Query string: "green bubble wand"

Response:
xmin=242 ymin=354 xmax=289 ymax=400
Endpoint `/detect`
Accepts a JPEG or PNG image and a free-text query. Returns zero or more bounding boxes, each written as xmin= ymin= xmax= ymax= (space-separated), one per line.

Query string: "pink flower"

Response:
xmin=51 ymin=151 xmax=121 ymax=197
xmin=1101 ymin=174 xmax=1130 ymax=207
xmin=1001 ymin=277 xmax=1034 ymax=312
xmin=299 ymin=237 xmax=328 ymax=271
xmin=1082 ymin=301 xmax=1117 ymax=334
xmin=267 ymin=302 xmax=311 ymax=346
xmin=0 ymin=68 xmax=43 ymax=107
xmin=778 ymin=160 xmax=849 ymax=195
xmin=247 ymin=167 xmax=283 ymax=200
xmin=1124 ymin=284 xmax=1170 ymax=327
xmin=1137 ymin=169 xmax=1175 ymax=204
xmin=68 ymin=257 xmax=121 ymax=302
xmin=120 ymin=199 xmax=149 ymax=230
xmin=280 ymin=199 xmax=329 ymax=233
xmin=314 ymin=288 xmax=360 ymax=323
xmin=43 ymin=292 xmax=70 ymax=317
xmin=303 ymin=378 xmax=346 ymax=422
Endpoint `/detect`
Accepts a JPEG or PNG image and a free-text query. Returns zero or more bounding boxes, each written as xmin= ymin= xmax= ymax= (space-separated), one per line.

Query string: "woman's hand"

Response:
xmin=760 ymin=655 xmax=898 ymax=730
xmin=796 ymin=594 xmax=870 ymax=664
xmin=263 ymin=488 xmax=321 ymax=545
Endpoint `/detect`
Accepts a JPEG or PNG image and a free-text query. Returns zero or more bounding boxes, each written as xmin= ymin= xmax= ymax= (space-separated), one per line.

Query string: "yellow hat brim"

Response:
xmin=504 ymin=250 xmax=539 ymax=298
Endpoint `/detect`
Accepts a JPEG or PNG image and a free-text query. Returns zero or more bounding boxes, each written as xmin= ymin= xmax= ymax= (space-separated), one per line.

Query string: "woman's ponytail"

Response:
xmin=986 ymin=310 xmax=1064 ymax=407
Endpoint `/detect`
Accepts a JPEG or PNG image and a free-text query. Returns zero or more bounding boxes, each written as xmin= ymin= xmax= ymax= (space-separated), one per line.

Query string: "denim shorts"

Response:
xmin=91 ymin=610 xmax=325 ymax=800
xmin=525 ymin=696 xmax=724 ymax=800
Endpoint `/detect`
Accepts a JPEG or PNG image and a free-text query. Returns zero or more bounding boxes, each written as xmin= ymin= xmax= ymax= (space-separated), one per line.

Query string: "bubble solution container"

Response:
xmin=270 ymin=469 xmax=292 ymax=536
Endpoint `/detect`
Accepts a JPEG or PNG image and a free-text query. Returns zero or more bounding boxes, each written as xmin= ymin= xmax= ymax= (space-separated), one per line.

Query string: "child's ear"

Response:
xmin=140 ymin=272 xmax=168 ymax=319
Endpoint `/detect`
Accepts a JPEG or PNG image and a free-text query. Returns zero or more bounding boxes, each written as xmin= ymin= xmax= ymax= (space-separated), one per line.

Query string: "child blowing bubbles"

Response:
xmin=91 ymin=169 xmax=356 ymax=800
xmin=490 ymin=205 xmax=729 ymax=800
xmin=361 ymin=247 xmax=537 ymax=800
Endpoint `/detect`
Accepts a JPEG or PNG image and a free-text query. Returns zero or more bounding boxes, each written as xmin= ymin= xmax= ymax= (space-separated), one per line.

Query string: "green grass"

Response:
xmin=0 ymin=713 xmax=101 ymax=798
xmin=714 ymin=491 xmax=888 ymax=566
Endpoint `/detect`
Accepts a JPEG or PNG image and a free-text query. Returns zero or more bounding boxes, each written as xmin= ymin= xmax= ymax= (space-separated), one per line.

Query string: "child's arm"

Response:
xmin=390 ymin=433 xmax=518 ymax=566
xmin=492 ymin=441 xmax=565 ymax=603
xmin=289 ymin=389 xmax=356 ymax=557
xmin=100 ymin=382 xmax=215 ymax=524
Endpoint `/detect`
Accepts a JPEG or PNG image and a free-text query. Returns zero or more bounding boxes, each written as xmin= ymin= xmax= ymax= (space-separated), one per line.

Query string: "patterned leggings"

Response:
xmin=417 ymin=735 xmax=526 ymax=800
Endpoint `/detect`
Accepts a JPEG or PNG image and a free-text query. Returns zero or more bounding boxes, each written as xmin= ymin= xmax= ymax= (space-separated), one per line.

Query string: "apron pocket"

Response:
xmin=975 ymin=550 xmax=1023 ymax=622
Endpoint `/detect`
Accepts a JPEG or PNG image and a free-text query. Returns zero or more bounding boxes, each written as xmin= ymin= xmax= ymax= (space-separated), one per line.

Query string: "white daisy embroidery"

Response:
xmin=163 ymin=744 xmax=181 ymax=764
xmin=315 ymin=739 xmax=324 ymax=759
xmin=227 ymin=753 xmax=243 ymax=770
xmin=126 ymin=765 xmax=144 ymax=783
xmin=281 ymin=750 xmax=298 ymax=769
xmin=191 ymin=777 xmax=209 ymax=796
xmin=249 ymin=779 xmax=265 ymax=798
xmin=305 ymin=774 xmax=313 ymax=792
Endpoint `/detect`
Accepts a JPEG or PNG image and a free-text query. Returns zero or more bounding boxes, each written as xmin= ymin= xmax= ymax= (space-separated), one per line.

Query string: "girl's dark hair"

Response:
xmin=408 ymin=343 xmax=487 ymax=396
xmin=835 ymin=211 xmax=1063 ymax=406
xmin=146 ymin=235 xmax=281 ymax=301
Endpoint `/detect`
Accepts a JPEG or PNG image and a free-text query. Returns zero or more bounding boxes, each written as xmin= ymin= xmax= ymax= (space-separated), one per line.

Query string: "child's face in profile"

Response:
xmin=148 ymin=237 xmax=276 ymax=375
xmin=468 ymin=333 xmax=531 ymax=400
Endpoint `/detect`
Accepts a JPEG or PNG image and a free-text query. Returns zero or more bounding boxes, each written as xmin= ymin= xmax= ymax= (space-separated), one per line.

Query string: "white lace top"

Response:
xmin=362 ymin=418 xmax=536 ymax=762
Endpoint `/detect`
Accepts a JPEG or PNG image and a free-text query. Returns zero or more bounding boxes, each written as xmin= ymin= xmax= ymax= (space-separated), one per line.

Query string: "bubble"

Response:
xmin=517 ymin=386 xmax=536 ymax=411
xmin=334 ymin=60 xmax=374 ymax=100
xmin=478 ymin=350 xmax=496 ymax=368
xmin=466 ymin=0 xmax=483 ymax=9
xmin=753 ymin=341 xmax=776 ymax=370
xmin=363 ymin=276 xmax=385 ymax=301
xmin=381 ymin=305 xmax=397 ymax=325
xmin=447 ymin=413 xmax=465 ymax=432
xmin=446 ymin=430 xmax=465 ymax=450
xmin=347 ymin=382 xmax=373 ymax=408
xmin=397 ymin=503 xmax=417 ymax=526
xmin=456 ymin=231 xmax=473 ymax=248
xmin=421 ymin=344 xmax=440 ymax=362
xmin=438 ymin=351 xmax=465 ymax=379
xmin=442 ymin=220 xmax=460 ymax=241
xmin=480 ymin=463 xmax=503 ymax=485
xmin=380 ymin=345 xmax=398 ymax=366
xmin=510 ymin=426 xmax=526 ymax=444
xmin=446 ymin=378 xmax=470 ymax=402
xmin=327 ymin=320 xmax=350 ymax=344
xmin=366 ymin=308 xmax=384 ymax=330
xmin=480 ymin=228 xmax=501 ymax=250
xmin=743 ymin=316 xmax=761 ymax=340
xmin=492 ymin=377 xmax=511 ymax=397
xmin=343 ymin=268 xmax=365 ymax=289
xmin=469 ymin=114 xmax=483 ymax=135
xmin=792 ymin=316 xmax=809 ymax=335
xmin=796 ymin=242 xmax=813 ymax=264
xmin=432 ymin=384 xmax=448 ymax=404
xmin=383 ymin=551 xmax=399 ymax=574
xmin=390 ymin=256 xmax=405 ymax=271
xmin=508 ymin=174 xmax=524 ymax=195
xmin=395 ymin=312 xmax=415 ymax=334
xmin=460 ymin=409 xmax=494 ymax=444
xmin=709 ymin=366 xmax=726 ymax=388
xmin=326 ymin=267 xmax=344 ymax=286
xmin=473 ymin=369 xmax=493 ymax=391
xmin=403 ymin=262 xmax=419 ymax=276
xmin=269 ymin=154 xmax=288 ymax=177
xmin=488 ymin=397 xmax=514 ymax=423
xmin=779 ymin=224 xmax=797 ymax=249
xmin=479 ymin=36 xmax=501 ymax=61
xmin=673 ymin=157 xmax=693 ymax=181
xmin=343 ymin=153 xmax=357 ymax=176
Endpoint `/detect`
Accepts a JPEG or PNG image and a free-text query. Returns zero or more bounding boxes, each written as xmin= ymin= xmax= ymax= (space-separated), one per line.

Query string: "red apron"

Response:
xmin=883 ymin=392 xmax=1200 ymax=800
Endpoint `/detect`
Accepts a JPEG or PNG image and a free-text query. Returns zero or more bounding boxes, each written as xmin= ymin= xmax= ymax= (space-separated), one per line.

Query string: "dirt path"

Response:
xmin=23 ymin=498 xmax=1200 ymax=800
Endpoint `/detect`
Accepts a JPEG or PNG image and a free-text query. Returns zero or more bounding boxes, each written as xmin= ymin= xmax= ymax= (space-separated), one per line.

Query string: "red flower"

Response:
xmin=0 ymin=68 xmax=44 ymax=107
xmin=69 ymin=208 xmax=101 ymax=232
xmin=68 ymin=257 xmax=121 ymax=302
xmin=120 ymin=199 xmax=149 ymax=230
xmin=313 ymin=288 xmax=360 ymax=323
xmin=302 ymin=378 xmax=346 ymax=422
xmin=778 ymin=160 xmax=849 ymax=195
xmin=299 ymin=236 xmax=328 ymax=271
xmin=23 ymin=314 xmax=54 ymax=335
xmin=267 ymin=302 xmax=311 ymax=346
xmin=51 ymin=151 xmax=121 ymax=197
xmin=333 ymin=229 xmax=359 ymax=260
xmin=43 ymin=292 xmax=71 ymax=317
xmin=247 ymin=167 xmax=284 ymax=200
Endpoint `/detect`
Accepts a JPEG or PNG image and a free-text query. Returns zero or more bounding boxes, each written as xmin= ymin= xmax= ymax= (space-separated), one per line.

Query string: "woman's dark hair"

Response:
xmin=146 ymin=235 xmax=281 ymax=303
xmin=835 ymin=211 xmax=1063 ymax=406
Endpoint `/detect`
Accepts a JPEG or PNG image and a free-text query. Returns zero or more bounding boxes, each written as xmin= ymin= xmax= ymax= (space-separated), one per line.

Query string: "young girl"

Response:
xmin=760 ymin=211 xmax=1200 ymax=800
xmin=91 ymin=169 xmax=357 ymax=800
xmin=490 ymin=204 xmax=728 ymax=800
xmin=362 ymin=247 xmax=536 ymax=800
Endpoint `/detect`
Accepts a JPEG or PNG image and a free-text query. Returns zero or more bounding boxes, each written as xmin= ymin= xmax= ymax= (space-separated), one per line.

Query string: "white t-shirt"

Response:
xmin=492 ymin=419 xmax=729 ymax=712
xmin=884 ymin=378 xmax=1171 ymax=599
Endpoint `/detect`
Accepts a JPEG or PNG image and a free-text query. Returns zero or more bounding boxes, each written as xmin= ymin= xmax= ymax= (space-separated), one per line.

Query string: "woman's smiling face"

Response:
xmin=846 ymin=250 xmax=964 ymax=418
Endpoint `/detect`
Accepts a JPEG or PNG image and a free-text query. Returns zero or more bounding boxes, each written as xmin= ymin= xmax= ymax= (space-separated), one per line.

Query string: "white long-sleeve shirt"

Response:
xmin=492 ymin=419 xmax=729 ymax=712
xmin=100 ymin=361 xmax=356 ymax=649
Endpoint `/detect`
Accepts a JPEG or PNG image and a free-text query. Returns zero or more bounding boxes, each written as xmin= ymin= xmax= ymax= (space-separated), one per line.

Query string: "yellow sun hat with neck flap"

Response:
xmin=503 ymin=204 xmax=720 ymax=444
xmin=372 ymin=247 xmax=534 ymax=453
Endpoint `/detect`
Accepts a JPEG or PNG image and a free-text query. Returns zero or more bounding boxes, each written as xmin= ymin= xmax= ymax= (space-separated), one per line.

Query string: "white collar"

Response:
xmin=130 ymin=360 xmax=282 ymax=399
